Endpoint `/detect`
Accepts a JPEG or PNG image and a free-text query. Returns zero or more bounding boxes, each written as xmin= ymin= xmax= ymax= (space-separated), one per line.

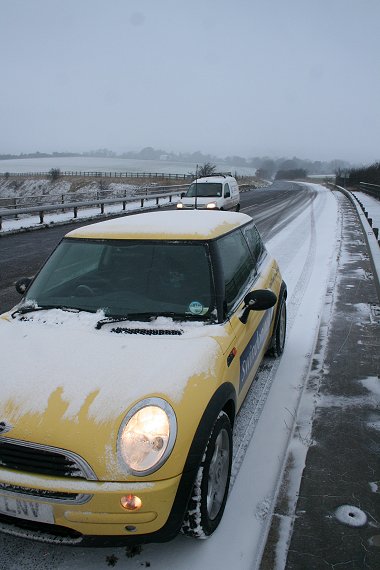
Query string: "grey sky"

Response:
xmin=1 ymin=0 xmax=379 ymax=164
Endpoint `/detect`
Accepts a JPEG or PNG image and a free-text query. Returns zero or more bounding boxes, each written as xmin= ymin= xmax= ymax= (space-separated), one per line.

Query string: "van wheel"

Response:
xmin=235 ymin=204 xmax=240 ymax=212
xmin=181 ymin=412 xmax=232 ymax=538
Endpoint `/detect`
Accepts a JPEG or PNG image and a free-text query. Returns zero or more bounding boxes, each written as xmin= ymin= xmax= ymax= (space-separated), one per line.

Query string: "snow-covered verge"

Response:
xmin=0 ymin=177 xmax=268 ymax=235
xmin=0 ymin=178 xmax=73 ymax=199
xmin=352 ymin=192 xmax=380 ymax=235
xmin=349 ymin=189 xmax=380 ymax=298
xmin=352 ymin=190 xmax=380 ymax=233
xmin=0 ymin=176 xmax=185 ymax=234
xmin=267 ymin=190 xmax=380 ymax=569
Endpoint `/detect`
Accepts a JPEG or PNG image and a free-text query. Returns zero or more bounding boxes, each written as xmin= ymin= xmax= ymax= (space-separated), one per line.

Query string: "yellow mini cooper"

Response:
xmin=0 ymin=210 xmax=286 ymax=546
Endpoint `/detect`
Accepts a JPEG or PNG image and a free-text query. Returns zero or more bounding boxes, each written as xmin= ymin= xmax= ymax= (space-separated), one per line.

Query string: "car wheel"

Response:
xmin=268 ymin=297 xmax=287 ymax=357
xmin=235 ymin=203 xmax=240 ymax=212
xmin=181 ymin=411 xmax=232 ymax=539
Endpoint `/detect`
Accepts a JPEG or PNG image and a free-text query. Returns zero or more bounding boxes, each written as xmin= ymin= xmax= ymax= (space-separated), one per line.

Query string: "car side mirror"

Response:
xmin=240 ymin=289 xmax=277 ymax=324
xmin=15 ymin=277 xmax=33 ymax=295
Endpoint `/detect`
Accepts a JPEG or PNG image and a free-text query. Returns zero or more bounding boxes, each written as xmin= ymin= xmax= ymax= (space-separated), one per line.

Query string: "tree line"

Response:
xmin=336 ymin=162 xmax=380 ymax=186
xmin=0 ymin=148 xmax=351 ymax=177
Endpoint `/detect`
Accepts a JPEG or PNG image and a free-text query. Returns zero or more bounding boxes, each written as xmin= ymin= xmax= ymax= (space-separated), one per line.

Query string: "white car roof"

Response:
xmin=66 ymin=210 xmax=251 ymax=241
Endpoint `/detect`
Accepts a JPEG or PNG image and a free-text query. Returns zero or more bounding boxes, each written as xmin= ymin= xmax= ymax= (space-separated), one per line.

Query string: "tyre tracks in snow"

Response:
xmin=230 ymin=192 xmax=319 ymax=492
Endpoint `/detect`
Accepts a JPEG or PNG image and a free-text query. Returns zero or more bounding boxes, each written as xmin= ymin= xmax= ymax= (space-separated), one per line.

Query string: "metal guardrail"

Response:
xmin=359 ymin=182 xmax=380 ymax=199
xmin=0 ymin=189 xmax=184 ymax=231
xmin=0 ymin=181 xmax=258 ymax=231
xmin=0 ymin=184 xmax=189 ymax=210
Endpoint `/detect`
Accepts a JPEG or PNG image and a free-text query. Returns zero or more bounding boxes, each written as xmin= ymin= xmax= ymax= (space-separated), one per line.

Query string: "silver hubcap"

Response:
xmin=207 ymin=428 xmax=230 ymax=520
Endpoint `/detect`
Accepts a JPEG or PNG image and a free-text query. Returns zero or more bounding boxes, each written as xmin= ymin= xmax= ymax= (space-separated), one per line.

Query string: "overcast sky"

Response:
xmin=1 ymin=0 xmax=379 ymax=164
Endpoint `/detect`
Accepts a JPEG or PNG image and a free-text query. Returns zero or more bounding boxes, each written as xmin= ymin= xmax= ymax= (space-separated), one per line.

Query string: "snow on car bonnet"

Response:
xmin=0 ymin=310 xmax=223 ymax=423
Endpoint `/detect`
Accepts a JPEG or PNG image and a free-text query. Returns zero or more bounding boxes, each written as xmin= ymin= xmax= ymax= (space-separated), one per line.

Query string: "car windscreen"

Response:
xmin=186 ymin=183 xmax=223 ymax=198
xmin=24 ymin=239 xmax=216 ymax=320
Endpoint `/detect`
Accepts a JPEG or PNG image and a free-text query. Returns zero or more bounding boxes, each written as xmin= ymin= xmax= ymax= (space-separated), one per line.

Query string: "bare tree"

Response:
xmin=196 ymin=162 xmax=217 ymax=177
xmin=49 ymin=168 xmax=61 ymax=182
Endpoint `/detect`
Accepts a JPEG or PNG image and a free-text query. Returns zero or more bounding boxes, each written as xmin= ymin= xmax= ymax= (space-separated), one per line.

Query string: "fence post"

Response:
xmin=13 ymin=198 xmax=19 ymax=219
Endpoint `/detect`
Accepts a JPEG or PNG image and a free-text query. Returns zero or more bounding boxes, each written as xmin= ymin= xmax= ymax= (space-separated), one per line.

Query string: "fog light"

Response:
xmin=121 ymin=494 xmax=142 ymax=511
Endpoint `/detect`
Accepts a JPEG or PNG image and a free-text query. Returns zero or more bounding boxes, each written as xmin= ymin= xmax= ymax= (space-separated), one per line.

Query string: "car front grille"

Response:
xmin=0 ymin=438 xmax=96 ymax=480
xmin=182 ymin=204 xmax=207 ymax=209
xmin=0 ymin=513 xmax=83 ymax=545
xmin=0 ymin=482 xmax=90 ymax=504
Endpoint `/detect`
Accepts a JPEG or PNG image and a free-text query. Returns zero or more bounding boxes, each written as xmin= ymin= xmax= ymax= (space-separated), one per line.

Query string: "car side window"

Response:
xmin=242 ymin=224 xmax=264 ymax=264
xmin=217 ymin=229 xmax=256 ymax=313
xmin=224 ymin=183 xmax=231 ymax=198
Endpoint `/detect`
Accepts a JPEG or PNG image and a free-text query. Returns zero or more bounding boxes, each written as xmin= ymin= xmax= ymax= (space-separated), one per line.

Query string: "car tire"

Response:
xmin=268 ymin=296 xmax=287 ymax=357
xmin=181 ymin=411 xmax=232 ymax=539
xmin=235 ymin=204 xmax=240 ymax=212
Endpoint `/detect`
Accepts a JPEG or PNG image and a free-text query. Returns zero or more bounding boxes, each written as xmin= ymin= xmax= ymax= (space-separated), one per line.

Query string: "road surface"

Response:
xmin=3 ymin=182 xmax=377 ymax=569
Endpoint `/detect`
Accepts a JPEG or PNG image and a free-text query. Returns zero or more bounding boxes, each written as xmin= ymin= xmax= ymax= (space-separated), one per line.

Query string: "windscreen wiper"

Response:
xmin=95 ymin=312 xmax=196 ymax=330
xmin=11 ymin=305 xmax=82 ymax=318
xmin=95 ymin=316 xmax=131 ymax=329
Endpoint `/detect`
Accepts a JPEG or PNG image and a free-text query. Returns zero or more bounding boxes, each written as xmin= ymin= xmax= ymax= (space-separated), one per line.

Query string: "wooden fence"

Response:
xmin=0 ymin=171 xmax=192 ymax=180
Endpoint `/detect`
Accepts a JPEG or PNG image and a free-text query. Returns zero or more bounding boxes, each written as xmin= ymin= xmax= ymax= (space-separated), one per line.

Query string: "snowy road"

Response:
xmin=0 ymin=183 xmax=341 ymax=569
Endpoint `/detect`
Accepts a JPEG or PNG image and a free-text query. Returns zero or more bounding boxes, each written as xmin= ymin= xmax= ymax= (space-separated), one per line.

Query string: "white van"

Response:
xmin=177 ymin=174 xmax=240 ymax=211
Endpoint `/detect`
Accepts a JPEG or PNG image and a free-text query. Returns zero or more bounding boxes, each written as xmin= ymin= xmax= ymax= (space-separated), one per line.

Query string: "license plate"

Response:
xmin=0 ymin=494 xmax=54 ymax=523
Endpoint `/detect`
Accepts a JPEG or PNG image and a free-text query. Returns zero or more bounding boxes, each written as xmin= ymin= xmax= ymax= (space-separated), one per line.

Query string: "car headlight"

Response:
xmin=176 ymin=203 xmax=184 ymax=209
xmin=118 ymin=398 xmax=177 ymax=476
xmin=206 ymin=202 xmax=217 ymax=209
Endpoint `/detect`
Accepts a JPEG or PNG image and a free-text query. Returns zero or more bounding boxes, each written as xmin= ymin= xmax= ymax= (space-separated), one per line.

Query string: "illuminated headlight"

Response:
xmin=118 ymin=398 xmax=177 ymax=476
xmin=206 ymin=202 xmax=217 ymax=209
xmin=176 ymin=203 xmax=184 ymax=209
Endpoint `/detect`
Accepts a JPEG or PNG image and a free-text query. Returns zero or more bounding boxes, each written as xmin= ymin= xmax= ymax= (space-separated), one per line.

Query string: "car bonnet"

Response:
xmin=0 ymin=311 xmax=228 ymax=451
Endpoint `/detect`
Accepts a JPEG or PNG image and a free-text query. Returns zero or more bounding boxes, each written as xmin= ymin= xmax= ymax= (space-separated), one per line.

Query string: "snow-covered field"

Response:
xmin=0 ymin=156 xmax=258 ymax=177
xmin=1 ymin=185 xmax=379 ymax=569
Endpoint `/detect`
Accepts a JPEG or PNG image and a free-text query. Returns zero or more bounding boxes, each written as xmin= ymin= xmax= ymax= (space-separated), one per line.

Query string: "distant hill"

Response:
xmin=0 ymin=148 xmax=352 ymax=177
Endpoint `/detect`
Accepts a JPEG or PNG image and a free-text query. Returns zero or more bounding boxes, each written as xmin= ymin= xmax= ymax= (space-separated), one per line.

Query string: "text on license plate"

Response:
xmin=0 ymin=494 xmax=54 ymax=523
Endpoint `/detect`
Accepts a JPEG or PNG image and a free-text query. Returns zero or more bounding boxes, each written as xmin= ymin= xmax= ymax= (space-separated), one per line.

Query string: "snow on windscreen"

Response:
xmin=0 ymin=310 xmax=224 ymax=422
